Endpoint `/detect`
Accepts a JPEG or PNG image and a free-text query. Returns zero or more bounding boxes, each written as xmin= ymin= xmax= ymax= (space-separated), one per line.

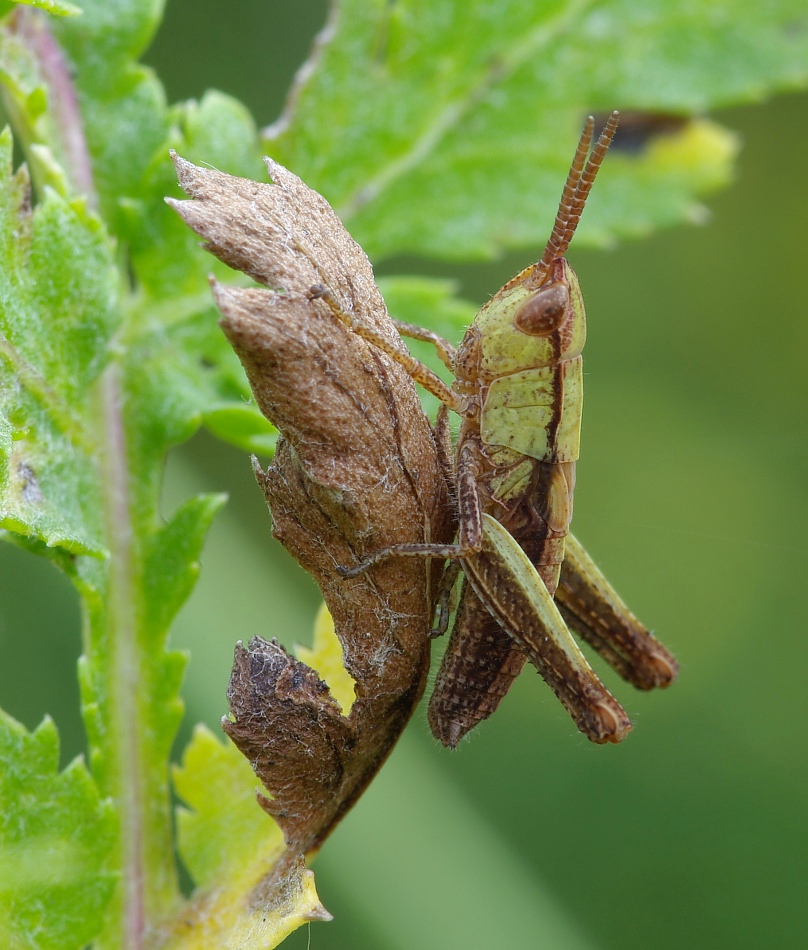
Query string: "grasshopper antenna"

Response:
xmin=560 ymin=111 xmax=619 ymax=252
xmin=530 ymin=111 xmax=619 ymax=287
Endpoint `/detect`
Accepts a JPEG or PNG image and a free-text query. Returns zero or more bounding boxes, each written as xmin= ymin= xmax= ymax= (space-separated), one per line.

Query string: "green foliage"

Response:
xmin=0 ymin=710 xmax=115 ymax=950
xmin=268 ymin=0 xmax=807 ymax=258
xmin=0 ymin=130 xmax=114 ymax=556
xmin=0 ymin=0 xmax=806 ymax=947
xmin=174 ymin=725 xmax=284 ymax=890
xmin=0 ymin=0 xmax=273 ymax=945
xmin=0 ymin=1 xmax=79 ymax=22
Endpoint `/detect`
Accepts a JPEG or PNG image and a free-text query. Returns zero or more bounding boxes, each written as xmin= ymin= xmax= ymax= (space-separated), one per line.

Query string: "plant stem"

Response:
xmin=99 ymin=363 xmax=147 ymax=948
xmin=10 ymin=8 xmax=97 ymax=204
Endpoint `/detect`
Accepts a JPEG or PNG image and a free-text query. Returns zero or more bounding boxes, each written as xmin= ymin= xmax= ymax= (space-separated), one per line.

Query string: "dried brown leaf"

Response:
xmin=168 ymin=156 xmax=451 ymax=863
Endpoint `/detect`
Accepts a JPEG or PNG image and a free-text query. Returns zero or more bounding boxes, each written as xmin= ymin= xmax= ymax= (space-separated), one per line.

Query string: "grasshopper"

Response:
xmin=310 ymin=112 xmax=678 ymax=747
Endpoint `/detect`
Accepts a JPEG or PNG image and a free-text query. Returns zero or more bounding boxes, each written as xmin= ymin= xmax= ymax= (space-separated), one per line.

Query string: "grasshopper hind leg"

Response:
xmin=428 ymin=578 xmax=527 ymax=748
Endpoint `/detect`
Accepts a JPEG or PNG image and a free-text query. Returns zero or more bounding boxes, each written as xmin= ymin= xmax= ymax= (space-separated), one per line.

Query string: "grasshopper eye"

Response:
xmin=514 ymin=282 xmax=569 ymax=336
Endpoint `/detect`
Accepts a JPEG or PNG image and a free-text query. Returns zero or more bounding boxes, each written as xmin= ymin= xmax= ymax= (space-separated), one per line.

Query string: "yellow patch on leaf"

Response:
xmin=295 ymin=602 xmax=357 ymax=715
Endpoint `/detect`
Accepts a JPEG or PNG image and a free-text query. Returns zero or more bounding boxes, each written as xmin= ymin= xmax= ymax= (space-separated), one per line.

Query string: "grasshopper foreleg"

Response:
xmin=308 ymin=285 xmax=481 ymax=579
xmin=392 ymin=319 xmax=457 ymax=370
xmin=308 ymin=284 xmax=468 ymax=416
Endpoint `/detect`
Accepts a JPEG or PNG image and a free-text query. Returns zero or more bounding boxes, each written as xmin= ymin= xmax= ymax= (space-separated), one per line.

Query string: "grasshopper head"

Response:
xmin=455 ymin=113 xmax=618 ymax=382
xmin=464 ymin=256 xmax=586 ymax=379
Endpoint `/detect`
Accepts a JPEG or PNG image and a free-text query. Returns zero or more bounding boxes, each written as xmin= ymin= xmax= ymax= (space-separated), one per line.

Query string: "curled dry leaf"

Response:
xmin=167 ymin=156 xmax=451 ymax=867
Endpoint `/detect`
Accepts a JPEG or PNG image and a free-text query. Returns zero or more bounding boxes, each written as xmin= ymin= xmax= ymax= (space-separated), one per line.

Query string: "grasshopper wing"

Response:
xmin=462 ymin=515 xmax=631 ymax=744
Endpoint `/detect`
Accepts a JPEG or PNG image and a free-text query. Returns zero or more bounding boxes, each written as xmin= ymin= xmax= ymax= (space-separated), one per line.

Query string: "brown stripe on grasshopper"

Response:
xmin=310 ymin=112 xmax=678 ymax=747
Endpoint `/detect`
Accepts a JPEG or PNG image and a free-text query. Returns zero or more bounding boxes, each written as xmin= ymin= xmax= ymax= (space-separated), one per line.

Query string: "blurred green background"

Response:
xmin=1 ymin=2 xmax=806 ymax=947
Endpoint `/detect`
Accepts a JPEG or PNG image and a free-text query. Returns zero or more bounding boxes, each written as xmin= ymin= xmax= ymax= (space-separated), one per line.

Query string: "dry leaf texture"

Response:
xmin=168 ymin=155 xmax=451 ymax=857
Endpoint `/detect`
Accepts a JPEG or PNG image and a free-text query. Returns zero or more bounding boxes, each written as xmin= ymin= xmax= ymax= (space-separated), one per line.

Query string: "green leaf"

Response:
xmin=0 ymin=711 xmax=116 ymax=950
xmin=295 ymin=602 xmax=357 ymax=716
xmin=0 ymin=115 xmax=193 ymax=928
xmin=53 ymin=0 xmax=164 ymax=76
xmin=0 ymin=10 xmax=270 ymax=936
xmin=0 ymin=128 xmax=114 ymax=555
xmin=174 ymin=725 xmax=284 ymax=890
xmin=7 ymin=1 xmax=81 ymax=17
xmin=144 ymin=493 xmax=227 ymax=640
xmin=0 ymin=2 xmax=166 ymax=216
xmin=1 ymin=2 xmax=265 ymax=300
xmin=268 ymin=0 xmax=808 ymax=259
xmin=201 ymin=404 xmax=277 ymax=456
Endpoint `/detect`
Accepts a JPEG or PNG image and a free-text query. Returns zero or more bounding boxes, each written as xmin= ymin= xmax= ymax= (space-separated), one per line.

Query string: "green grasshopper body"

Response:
xmin=311 ymin=113 xmax=677 ymax=747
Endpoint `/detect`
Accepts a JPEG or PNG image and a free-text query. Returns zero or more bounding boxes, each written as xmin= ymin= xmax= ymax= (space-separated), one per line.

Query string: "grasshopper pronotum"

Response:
xmin=311 ymin=112 xmax=678 ymax=747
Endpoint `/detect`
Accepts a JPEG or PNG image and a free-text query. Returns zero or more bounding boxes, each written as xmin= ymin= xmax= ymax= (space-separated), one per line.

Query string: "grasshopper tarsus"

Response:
xmin=590 ymin=702 xmax=633 ymax=745
xmin=335 ymin=561 xmax=369 ymax=580
xmin=644 ymin=645 xmax=679 ymax=687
